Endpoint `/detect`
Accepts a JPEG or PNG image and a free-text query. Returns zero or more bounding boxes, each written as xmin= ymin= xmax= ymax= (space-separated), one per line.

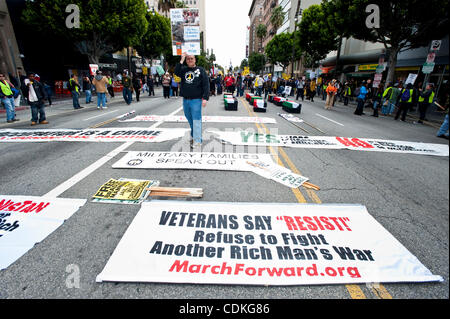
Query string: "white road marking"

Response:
xmin=315 ymin=113 xmax=345 ymax=126
xmin=44 ymin=106 xmax=183 ymax=198
xmin=83 ymin=110 xmax=119 ymax=121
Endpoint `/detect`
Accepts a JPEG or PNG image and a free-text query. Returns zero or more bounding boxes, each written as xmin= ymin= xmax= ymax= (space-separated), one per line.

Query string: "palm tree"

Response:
xmin=256 ymin=24 xmax=267 ymax=52
xmin=270 ymin=6 xmax=285 ymax=32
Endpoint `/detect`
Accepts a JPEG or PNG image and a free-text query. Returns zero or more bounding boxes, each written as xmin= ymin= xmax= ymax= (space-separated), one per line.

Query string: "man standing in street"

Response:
xmin=0 ymin=73 xmax=19 ymax=123
xmin=416 ymin=83 xmax=435 ymax=124
xmin=325 ymin=79 xmax=337 ymax=110
xmin=354 ymin=81 xmax=368 ymax=115
xmin=395 ymin=83 xmax=414 ymax=122
xmin=23 ymin=72 xmax=48 ymax=125
xmin=121 ymin=71 xmax=133 ymax=105
xmin=83 ymin=75 xmax=93 ymax=104
xmin=69 ymin=74 xmax=82 ymax=109
xmin=92 ymin=71 xmax=109 ymax=109
xmin=175 ymin=53 xmax=210 ymax=150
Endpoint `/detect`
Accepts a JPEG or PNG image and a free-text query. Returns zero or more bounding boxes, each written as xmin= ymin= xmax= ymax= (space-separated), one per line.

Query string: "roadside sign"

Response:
xmin=431 ymin=40 xmax=442 ymax=51
xmin=426 ymin=52 xmax=436 ymax=63
xmin=422 ymin=62 xmax=435 ymax=74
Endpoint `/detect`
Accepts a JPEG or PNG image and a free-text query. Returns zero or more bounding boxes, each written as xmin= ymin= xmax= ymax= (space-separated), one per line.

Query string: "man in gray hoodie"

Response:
xmin=92 ymin=71 xmax=109 ymax=109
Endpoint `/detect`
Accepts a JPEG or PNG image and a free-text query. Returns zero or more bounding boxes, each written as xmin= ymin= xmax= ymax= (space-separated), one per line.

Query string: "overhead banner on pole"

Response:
xmin=0 ymin=195 xmax=86 ymax=270
xmin=0 ymin=128 xmax=188 ymax=143
xmin=96 ymin=201 xmax=443 ymax=285
xmin=209 ymin=131 xmax=449 ymax=157
xmin=112 ymin=151 xmax=308 ymax=189
xmin=119 ymin=115 xmax=277 ymax=124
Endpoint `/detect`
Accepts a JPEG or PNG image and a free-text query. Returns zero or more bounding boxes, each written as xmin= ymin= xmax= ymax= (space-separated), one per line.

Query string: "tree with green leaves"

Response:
xmin=135 ymin=12 xmax=172 ymax=59
xmin=22 ymin=0 xmax=148 ymax=64
xmin=256 ymin=24 xmax=267 ymax=51
xmin=294 ymin=4 xmax=339 ymax=68
xmin=240 ymin=59 xmax=249 ymax=70
xmin=325 ymin=0 xmax=449 ymax=83
xmin=248 ymin=52 xmax=266 ymax=75
xmin=265 ymin=32 xmax=300 ymax=72
xmin=270 ymin=6 xmax=285 ymax=32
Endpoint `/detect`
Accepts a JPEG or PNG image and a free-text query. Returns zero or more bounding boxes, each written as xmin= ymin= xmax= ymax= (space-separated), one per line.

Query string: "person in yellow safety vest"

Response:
xmin=395 ymin=83 xmax=414 ymax=122
xmin=0 ymin=73 xmax=19 ymax=123
xmin=68 ymin=74 xmax=82 ymax=109
xmin=417 ymin=83 xmax=435 ymax=123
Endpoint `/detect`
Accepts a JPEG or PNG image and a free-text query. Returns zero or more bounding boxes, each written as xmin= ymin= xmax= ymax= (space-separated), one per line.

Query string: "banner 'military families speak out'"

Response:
xmin=209 ymin=131 xmax=449 ymax=157
xmin=0 ymin=196 xmax=86 ymax=270
xmin=119 ymin=115 xmax=277 ymax=124
xmin=112 ymin=152 xmax=308 ymax=189
xmin=96 ymin=201 xmax=443 ymax=285
xmin=0 ymin=128 xmax=188 ymax=143
xmin=170 ymin=8 xmax=201 ymax=56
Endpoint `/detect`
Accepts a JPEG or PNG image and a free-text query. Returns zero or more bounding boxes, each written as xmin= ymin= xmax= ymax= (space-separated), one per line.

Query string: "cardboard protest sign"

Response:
xmin=209 ymin=131 xmax=450 ymax=157
xmin=170 ymin=8 xmax=201 ymax=56
xmin=0 ymin=195 xmax=86 ymax=269
xmin=0 ymin=128 xmax=188 ymax=143
xmin=92 ymin=179 xmax=159 ymax=204
xmin=96 ymin=201 xmax=443 ymax=285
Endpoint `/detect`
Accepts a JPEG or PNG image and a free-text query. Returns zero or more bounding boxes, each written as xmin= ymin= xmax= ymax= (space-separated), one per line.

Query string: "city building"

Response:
xmin=248 ymin=0 xmax=264 ymax=56
xmin=0 ymin=0 xmax=24 ymax=78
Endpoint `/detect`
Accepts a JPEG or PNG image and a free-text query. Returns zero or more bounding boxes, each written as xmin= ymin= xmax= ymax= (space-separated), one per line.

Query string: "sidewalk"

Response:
xmin=0 ymin=86 xmax=164 ymax=126
xmin=289 ymin=92 xmax=446 ymax=127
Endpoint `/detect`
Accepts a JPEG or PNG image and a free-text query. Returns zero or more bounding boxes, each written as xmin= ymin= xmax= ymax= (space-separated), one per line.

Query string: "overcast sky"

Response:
xmin=205 ymin=0 xmax=253 ymax=70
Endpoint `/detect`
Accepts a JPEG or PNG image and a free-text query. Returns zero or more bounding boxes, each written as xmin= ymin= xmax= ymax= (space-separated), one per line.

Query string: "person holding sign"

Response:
xmin=175 ymin=53 xmax=210 ymax=150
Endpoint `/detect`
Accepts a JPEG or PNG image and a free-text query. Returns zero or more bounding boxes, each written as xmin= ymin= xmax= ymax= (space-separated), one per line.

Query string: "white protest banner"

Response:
xmin=0 ymin=195 xmax=86 ymax=270
xmin=209 ymin=131 xmax=449 ymax=157
xmin=278 ymin=113 xmax=304 ymax=123
xmin=120 ymin=115 xmax=276 ymax=124
xmin=246 ymin=160 xmax=308 ymax=188
xmin=112 ymin=151 xmax=273 ymax=172
xmin=0 ymin=128 xmax=188 ymax=143
xmin=112 ymin=152 xmax=309 ymax=188
xmin=96 ymin=201 xmax=443 ymax=285
xmin=170 ymin=8 xmax=200 ymax=56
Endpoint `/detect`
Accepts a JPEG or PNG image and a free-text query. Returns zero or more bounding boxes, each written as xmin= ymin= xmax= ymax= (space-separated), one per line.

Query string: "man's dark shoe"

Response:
xmin=13 ymin=118 xmax=20 ymax=121
xmin=7 ymin=120 xmax=14 ymax=123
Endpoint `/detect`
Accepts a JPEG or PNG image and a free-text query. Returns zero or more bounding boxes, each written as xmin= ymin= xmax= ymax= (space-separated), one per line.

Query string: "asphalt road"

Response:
xmin=0 ymin=89 xmax=448 ymax=300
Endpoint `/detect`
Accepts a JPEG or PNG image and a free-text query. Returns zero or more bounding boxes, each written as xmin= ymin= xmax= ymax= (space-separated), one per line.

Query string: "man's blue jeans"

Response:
xmin=30 ymin=101 xmax=46 ymax=122
xmin=123 ymin=87 xmax=132 ymax=105
xmin=72 ymin=91 xmax=80 ymax=109
xmin=437 ymin=114 xmax=449 ymax=137
xmin=1 ymin=97 xmax=15 ymax=121
xmin=183 ymin=98 xmax=202 ymax=143
xmin=85 ymin=89 xmax=92 ymax=103
xmin=97 ymin=92 xmax=106 ymax=107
